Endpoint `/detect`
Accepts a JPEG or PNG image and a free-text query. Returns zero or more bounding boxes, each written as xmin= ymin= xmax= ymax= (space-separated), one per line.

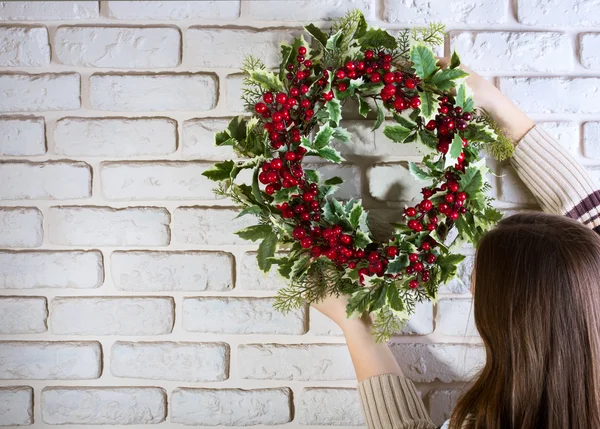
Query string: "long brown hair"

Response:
xmin=450 ymin=212 xmax=600 ymax=429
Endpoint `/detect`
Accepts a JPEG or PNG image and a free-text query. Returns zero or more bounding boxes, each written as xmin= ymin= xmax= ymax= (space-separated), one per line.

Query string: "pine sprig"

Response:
xmin=411 ymin=22 xmax=446 ymax=49
xmin=479 ymin=110 xmax=515 ymax=161
xmin=242 ymin=55 xmax=267 ymax=109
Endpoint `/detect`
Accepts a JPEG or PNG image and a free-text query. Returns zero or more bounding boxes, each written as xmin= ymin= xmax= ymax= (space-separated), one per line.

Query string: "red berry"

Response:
xmin=369 ymin=261 xmax=383 ymax=274
xmin=409 ymin=253 xmax=419 ymax=263
xmin=383 ymin=72 xmax=395 ymax=84
xmin=420 ymin=199 xmax=433 ymax=212
xmin=460 ymin=207 xmax=467 ymax=214
xmin=436 ymin=142 xmax=449 ymax=154
xmin=259 ymin=171 xmax=270 ymax=184
xmin=305 ymin=109 xmax=314 ymax=118
xmin=338 ymin=83 xmax=347 ymax=92
xmin=333 ymin=225 xmax=343 ymax=235
xmin=393 ymin=97 xmax=407 ymax=111
xmin=302 ymin=192 xmax=315 ymax=202
xmin=382 ymin=83 xmax=396 ymax=97
xmin=405 ymin=207 xmax=417 ymax=217
xmin=364 ymin=49 xmax=374 ymax=59
xmin=275 ymin=92 xmax=288 ymax=104
xmin=323 ymin=91 xmax=334 ymax=101
xmin=383 ymin=54 xmax=392 ymax=63
xmin=414 ymin=262 xmax=424 ymax=272
xmin=438 ymin=124 xmax=450 ymax=136
xmin=339 ymin=234 xmax=352 ymax=245
xmin=310 ymin=200 xmax=320 ymax=210
xmin=266 ymin=171 xmax=278 ymax=183
xmin=368 ymin=252 xmax=380 ymax=263
xmin=386 ymin=246 xmax=398 ymax=258
xmin=457 ymin=192 xmax=467 ymax=201
xmin=356 ymin=61 xmax=365 ymax=71
xmin=408 ymin=220 xmax=419 ymax=230
xmin=254 ymin=102 xmax=267 ymax=113
xmin=300 ymin=99 xmax=311 ymax=109
xmin=300 ymin=84 xmax=309 ymax=94
xmin=282 ymin=209 xmax=294 ymax=218
xmin=311 ymin=246 xmax=322 ymax=258
xmin=427 ymin=223 xmax=436 ymax=231
xmin=300 ymin=237 xmax=313 ymax=248
xmin=312 ymin=213 xmax=321 ymax=221
xmin=265 ymin=184 xmax=276 ymax=195
xmin=410 ymin=96 xmax=421 ymax=109
xmin=272 ymin=112 xmax=283 ymax=122
xmin=298 ymin=46 xmax=307 ymax=55
xmin=404 ymin=78 xmax=416 ymax=89
xmin=335 ymin=69 xmax=346 ymax=80
xmin=300 ymin=212 xmax=311 ymax=221
xmin=263 ymin=92 xmax=274 ymax=103
xmin=438 ymin=203 xmax=449 ymax=214
xmin=440 ymin=96 xmax=449 ymax=103
xmin=345 ymin=61 xmax=355 ymax=71
xmin=421 ymin=242 xmax=431 ymax=251
xmin=293 ymin=226 xmax=306 ymax=238
xmin=304 ymin=60 xmax=313 ymax=68
xmin=426 ymin=254 xmax=437 ymax=264
xmin=285 ymin=151 xmax=296 ymax=161
xmin=296 ymin=55 xmax=305 ymax=63
xmin=409 ymin=280 xmax=419 ymax=289
xmin=439 ymin=104 xmax=450 ymax=114
xmin=326 ymin=249 xmax=337 ymax=260
xmin=449 ymin=211 xmax=460 ymax=220
xmin=293 ymin=204 xmax=306 ymax=214
xmin=370 ymin=72 xmax=381 ymax=83
xmin=445 ymin=194 xmax=455 ymax=203
xmin=355 ymin=249 xmax=365 ymax=259
xmin=425 ymin=120 xmax=437 ymax=131
xmin=271 ymin=158 xmax=283 ymax=170
xmin=463 ymin=112 xmax=473 ymax=121
xmin=348 ymin=261 xmax=357 ymax=269
xmin=448 ymin=182 xmax=459 ymax=192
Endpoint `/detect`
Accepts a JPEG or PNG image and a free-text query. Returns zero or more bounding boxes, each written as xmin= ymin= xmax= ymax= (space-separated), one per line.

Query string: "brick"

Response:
xmin=0 ymin=116 xmax=45 ymax=156
xmin=0 ymin=297 xmax=47 ymax=334
xmin=101 ymin=162 xmax=221 ymax=201
xmin=186 ymin=28 xmax=295 ymax=69
xmin=537 ymin=122 xmax=579 ymax=155
xmin=50 ymin=297 xmax=174 ymax=336
xmin=111 ymin=341 xmax=228 ymax=382
xmin=0 ymin=387 xmax=33 ymax=426
xmin=182 ymin=118 xmax=238 ymax=160
xmin=239 ymin=344 xmax=354 ymax=380
xmin=298 ymin=388 xmax=364 ymax=426
xmin=428 ymin=389 xmax=460 ymax=427
xmin=437 ymin=298 xmax=479 ymax=337
xmin=368 ymin=162 xmax=427 ymax=202
xmin=248 ymin=0 xmax=374 ymax=21
xmin=0 ymin=161 xmax=91 ymax=200
xmin=584 ymin=122 xmax=600 ymax=159
xmin=182 ymin=297 xmax=306 ymax=335
xmin=239 ymin=251 xmax=286 ymax=291
xmin=498 ymin=165 xmax=538 ymax=205
xmin=111 ymin=251 xmax=234 ymax=292
xmin=306 ymin=163 xmax=360 ymax=200
xmin=389 ymin=343 xmax=485 ymax=382
xmin=0 ymin=250 xmax=103 ymax=289
xmin=0 ymin=73 xmax=80 ymax=112
xmin=226 ymin=74 xmax=245 ymax=113
xmin=580 ymin=33 xmax=600 ymax=69
xmin=171 ymin=388 xmax=291 ymax=426
xmin=450 ymin=32 xmax=572 ymax=72
xmin=439 ymin=254 xmax=474 ymax=294
xmin=48 ymin=206 xmax=170 ymax=246
xmin=55 ymin=26 xmax=180 ymax=68
xmin=173 ymin=207 xmax=255 ymax=245
xmin=54 ymin=117 xmax=176 ymax=157
xmin=105 ymin=1 xmax=240 ymax=20
xmin=90 ymin=73 xmax=217 ymax=112
xmin=383 ymin=0 xmax=505 ymax=24
xmin=334 ymin=120 xmax=421 ymax=158
xmin=517 ymin=0 xmax=600 ymax=26
xmin=0 ymin=26 xmax=49 ymax=66
xmin=498 ymin=77 xmax=600 ymax=115
xmin=0 ymin=208 xmax=43 ymax=248
xmin=309 ymin=308 xmax=343 ymax=336
xmin=42 ymin=387 xmax=165 ymax=425
xmin=0 ymin=1 xmax=98 ymax=20
xmin=0 ymin=341 xmax=101 ymax=380
xmin=400 ymin=301 xmax=434 ymax=335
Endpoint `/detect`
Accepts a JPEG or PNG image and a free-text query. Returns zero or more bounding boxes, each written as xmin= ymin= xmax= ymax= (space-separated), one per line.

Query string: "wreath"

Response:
xmin=203 ymin=10 xmax=513 ymax=341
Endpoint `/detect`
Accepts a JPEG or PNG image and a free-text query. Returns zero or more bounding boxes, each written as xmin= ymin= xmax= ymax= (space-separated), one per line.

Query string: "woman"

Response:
xmin=314 ymin=60 xmax=600 ymax=429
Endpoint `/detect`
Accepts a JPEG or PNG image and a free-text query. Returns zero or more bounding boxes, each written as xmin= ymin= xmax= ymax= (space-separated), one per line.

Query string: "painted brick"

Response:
xmin=0 ymin=341 xmax=101 ymax=380
xmin=517 ymin=0 xmax=600 ymax=26
xmin=0 ymin=297 xmax=47 ymax=334
xmin=104 ymin=1 xmax=240 ymax=20
xmin=50 ymin=297 xmax=174 ymax=336
xmin=450 ymin=32 xmax=572 ymax=72
xmin=583 ymin=122 xmax=600 ymax=159
xmin=0 ymin=26 xmax=49 ymax=66
xmin=537 ymin=122 xmax=579 ymax=155
xmin=171 ymin=388 xmax=291 ymax=426
xmin=239 ymin=344 xmax=355 ymax=381
xmin=0 ymin=250 xmax=103 ymax=289
xmin=111 ymin=341 xmax=228 ymax=382
xmin=239 ymin=251 xmax=286 ymax=291
xmin=47 ymin=206 xmax=170 ymax=246
xmin=111 ymin=251 xmax=234 ymax=292
xmin=498 ymin=77 xmax=600 ymax=114
xmin=226 ymin=74 xmax=245 ymax=113
xmin=498 ymin=165 xmax=538 ymax=205
xmin=580 ymin=33 xmax=600 ymax=69
xmin=41 ymin=387 xmax=166 ymax=425
xmin=54 ymin=117 xmax=176 ymax=157
xmin=389 ymin=343 xmax=485 ymax=382
xmin=0 ymin=116 xmax=45 ymax=156
xmin=55 ymin=26 xmax=180 ymax=68
xmin=247 ymin=0 xmax=375 ymax=21
xmin=428 ymin=389 xmax=460 ymax=427
xmin=383 ymin=0 xmax=506 ymax=24
xmin=182 ymin=118 xmax=238 ymax=160
xmin=0 ymin=73 xmax=80 ymax=112
xmin=101 ymin=162 xmax=221 ymax=200
xmin=186 ymin=28 xmax=296 ymax=69
xmin=439 ymin=254 xmax=475 ymax=294
xmin=90 ymin=73 xmax=217 ymax=112
xmin=182 ymin=297 xmax=306 ymax=335
xmin=0 ymin=208 xmax=43 ymax=248
xmin=173 ymin=207 xmax=255 ymax=246
xmin=400 ymin=301 xmax=434 ymax=335
xmin=298 ymin=388 xmax=364 ymax=426
xmin=437 ymin=298 xmax=479 ymax=337
xmin=0 ymin=162 xmax=91 ymax=200
xmin=0 ymin=1 xmax=98 ymax=20
xmin=368 ymin=162 xmax=428 ymax=202
xmin=0 ymin=387 xmax=33 ymax=426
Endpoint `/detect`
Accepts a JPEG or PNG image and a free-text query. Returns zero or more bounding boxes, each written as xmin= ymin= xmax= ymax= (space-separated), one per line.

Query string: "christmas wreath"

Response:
xmin=203 ymin=10 xmax=513 ymax=341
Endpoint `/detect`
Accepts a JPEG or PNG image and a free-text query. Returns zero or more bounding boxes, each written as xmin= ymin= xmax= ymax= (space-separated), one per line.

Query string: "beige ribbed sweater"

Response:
xmin=357 ymin=125 xmax=600 ymax=429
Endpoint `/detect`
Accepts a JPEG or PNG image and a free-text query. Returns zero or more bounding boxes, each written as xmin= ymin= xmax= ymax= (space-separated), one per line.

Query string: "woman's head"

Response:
xmin=451 ymin=212 xmax=600 ymax=429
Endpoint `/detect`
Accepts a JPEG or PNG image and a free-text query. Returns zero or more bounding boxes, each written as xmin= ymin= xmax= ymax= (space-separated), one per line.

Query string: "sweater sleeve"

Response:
xmin=511 ymin=126 xmax=600 ymax=231
xmin=358 ymin=374 xmax=436 ymax=429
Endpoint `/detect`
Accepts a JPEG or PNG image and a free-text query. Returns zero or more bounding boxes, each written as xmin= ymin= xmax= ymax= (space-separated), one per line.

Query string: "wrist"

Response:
xmin=339 ymin=314 xmax=373 ymax=338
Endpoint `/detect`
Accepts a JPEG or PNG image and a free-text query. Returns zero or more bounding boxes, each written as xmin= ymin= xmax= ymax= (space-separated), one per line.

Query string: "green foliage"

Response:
xmin=450 ymin=50 xmax=461 ymax=68
xmin=235 ymin=224 xmax=273 ymax=241
xmin=383 ymin=124 xmax=413 ymax=143
xmin=258 ymin=232 xmax=278 ymax=271
xmin=418 ymin=90 xmax=439 ymax=121
xmin=456 ymin=82 xmax=475 ymax=113
xmin=326 ymin=98 xmax=342 ymax=126
xmin=304 ymin=23 xmax=328 ymax=47
xmin=410 ymin=44 xmax=438 ymax=80
xmin=202 ymin=160 xmax=235 ymax=181
xmin=358 ymin=27 xmax=398 ymax=50
xmin=411 ymin=22 xmax=446 ymax=49
xmin=430 ymin=68 xmax=469 ymax=91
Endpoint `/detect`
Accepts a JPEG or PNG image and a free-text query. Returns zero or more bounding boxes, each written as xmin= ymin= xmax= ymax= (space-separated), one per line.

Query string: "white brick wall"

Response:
xmin=0 ymin=1 xmax=597 ymax=426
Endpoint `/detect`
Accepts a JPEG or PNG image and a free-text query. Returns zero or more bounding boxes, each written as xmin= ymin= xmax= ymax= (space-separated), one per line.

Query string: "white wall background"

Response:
xmin=0 ymin=0 xmax=599 ymax=427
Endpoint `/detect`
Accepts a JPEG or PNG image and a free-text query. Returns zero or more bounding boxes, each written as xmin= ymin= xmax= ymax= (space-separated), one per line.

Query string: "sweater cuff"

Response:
xmin=358 ymin=374 xmax=435 ymax=429
xmin=512 ymin=125 xmax=600 ymax=229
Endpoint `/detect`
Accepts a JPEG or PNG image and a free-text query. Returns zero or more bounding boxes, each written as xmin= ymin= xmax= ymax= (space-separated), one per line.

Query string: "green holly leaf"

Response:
xmin=347 ymin=288 xmax=371 ymax=318
xmin=418 ymin=130 xmax=438 ymax=149
xmin=290 ymin=254 xmax=311 ymax=279
xmin=249 ymin=69 xmax=285 ymax=92
xmin=333 ymin=127 xmax=352 ymax=143
xmin=354 ymin=230 xmax=372 ymax=249
xmin=459 ymin=166 xmax=484 ymax=196
xmin=257 ymin=232 xmax=278 ymax=272
xmin=358 ymin=27 xmax=398 ymax=50
xmin=409 ymin=162 xmax=431 ymax=181
xmin=349 ymin=203 xmax=363 ymax=229
xmin=318 ymin=146 xmax=344 ymax=163
xmin=252 ymin=167 xmax=265 ymax=205
xmin=215 ymin=130 xmax=236 ymax=146
xmin=358 ymin=96 xmax=370 ymax=117
xmin=436 ymin=253 xmax=465 ymax=284
xmin=234 ymin=205 xmax=263 ymax=219
xmin=326 ymin=29 xmax=343 ymax=50
xmin=273 ymin=186 xmax=299 ymax=204
xmin=314 ymin=125 xmax=335 ymax=149
xmin=304 ymin=23 xmax=328 ymax=47
xmin=304 ymin=169 xmax=320 ymax=183
xmin=419 ymin=90 xmax=439 ymax=121
xmin=456 ymin=82 xmax=475 ymax=113
xmin=444 ymin=134 xmax=464 ymax=169
xmin=392 ymin=112 xmax=417 ymax=130
xmin=277 ymin=257 xmax=294 ymax=279
xmin=324 ymin=176 xmax=344 ymax=186
xmin=386 ymin=284 xmax=405 ymax=312
xmin=385 ymin=254 xmax=409 ymax=274
xmin=430 ymin=68 xmax=469 ymax=90
xmin=235 ymin=224 xmax=273 ymax=241
xmin=326 ymin=98 xmax=342 ymax=126
xmin=410 ymin=43 xmax=437 ymax=80
xmin=384 ymin=124 xmax=413 ymax=143
xmin=202 ymin=160 xmax=235 ymax=181
xmin=359 ymin=82 xmax=384 ymax=96
xmin=450 ymin=50 xmax=461 ymax=68
xmin=373 ymin=100 xmax=385 ymax=130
